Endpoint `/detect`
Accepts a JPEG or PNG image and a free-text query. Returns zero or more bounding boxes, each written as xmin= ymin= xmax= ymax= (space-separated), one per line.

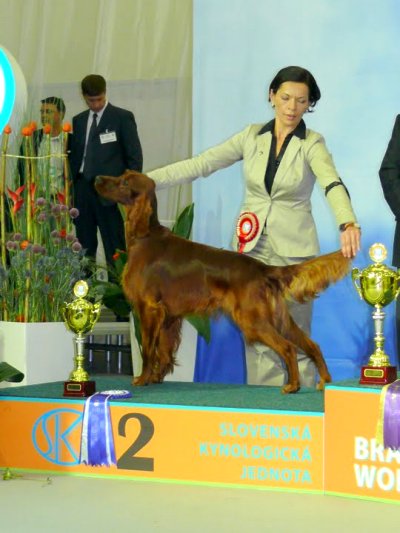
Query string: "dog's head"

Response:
xmin=95 ymin=171 xmax=159 ymax=240
xmin=95 ymin=170 xmax=156 ymax=205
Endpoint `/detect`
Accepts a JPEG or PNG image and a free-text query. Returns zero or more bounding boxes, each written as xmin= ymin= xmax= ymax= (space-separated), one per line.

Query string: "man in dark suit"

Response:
xmin=379 ymin=115 xmax=400 ymax=364
xmin=69 ymin=74 xmax=143 ymax=268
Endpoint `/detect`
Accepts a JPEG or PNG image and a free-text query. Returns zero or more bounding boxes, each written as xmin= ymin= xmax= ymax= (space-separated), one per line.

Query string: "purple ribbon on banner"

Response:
xmin=80 ymin=390 xmax=132 ymax=467
xmin=377 ymin=379 xmax=400 ymax=451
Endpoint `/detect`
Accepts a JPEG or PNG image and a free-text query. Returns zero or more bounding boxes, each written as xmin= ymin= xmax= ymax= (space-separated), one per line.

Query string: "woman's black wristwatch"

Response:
xmin=339 ymin=222 xmax=361 ymax=232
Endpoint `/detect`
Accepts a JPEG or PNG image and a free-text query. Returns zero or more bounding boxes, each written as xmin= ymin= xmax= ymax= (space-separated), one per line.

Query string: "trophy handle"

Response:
xmin=351 ymin=268 xmax=363 ymax=300
xmin=396 ymin=270 xmax=400 ymax=300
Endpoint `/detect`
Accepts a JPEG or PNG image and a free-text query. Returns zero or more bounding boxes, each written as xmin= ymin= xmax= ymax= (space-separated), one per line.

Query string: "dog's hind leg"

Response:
xmin=282 ymin=316 xmax=332 ymax=390
xmin=242 ymin=322 xmax=301 ymax=393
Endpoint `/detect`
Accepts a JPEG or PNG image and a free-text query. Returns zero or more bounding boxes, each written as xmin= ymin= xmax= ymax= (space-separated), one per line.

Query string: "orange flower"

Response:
xmin=20 ymin=240 xmax=29 ymax=250
xmin=15 ymin=314 xmax=25 ymax=322
xmin=56 ymin=192 xmax=66 ymax=205
xmin=59 ymin=228 xmax=67 ymax=238
xmin=43 ymin=123 xmax=52 ymax=134
xmin=3 ymin=124 xmax=11 ymax=134
xmin=21 ymin=126 xmax=32 ymax=137
xmin=62 ymin=122 xmax=72 ymax=133
xmin=113 ymin=252 xmax=120 ymax=261
xmin=29 ymin=121 xmax=37 ymax=131
xmin=7 ymin=185 xmax=26 ymax=214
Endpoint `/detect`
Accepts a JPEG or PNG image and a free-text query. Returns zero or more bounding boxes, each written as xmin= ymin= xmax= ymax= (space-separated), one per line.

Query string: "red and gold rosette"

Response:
xmin=236 ymin=211 xmax=259 ymax=253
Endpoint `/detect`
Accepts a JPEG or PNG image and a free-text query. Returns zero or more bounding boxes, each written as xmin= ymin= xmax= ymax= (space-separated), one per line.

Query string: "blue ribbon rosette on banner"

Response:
xmin=80 ymin=390 xmax=132 ymax=466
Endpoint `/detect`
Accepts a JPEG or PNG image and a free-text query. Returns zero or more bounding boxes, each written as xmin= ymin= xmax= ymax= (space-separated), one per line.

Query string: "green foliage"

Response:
xmin=171 ymin=203 xmax=194 ymax=238
xmin=0 ymin=362 xmax=24 ymax=383
xmin=91 ymin=249 xmax=130 ymax=319
xmin=0 ymin=224 xmax=89 ymax=322
xmin=186 ymin=314 xmax=211 ymax=344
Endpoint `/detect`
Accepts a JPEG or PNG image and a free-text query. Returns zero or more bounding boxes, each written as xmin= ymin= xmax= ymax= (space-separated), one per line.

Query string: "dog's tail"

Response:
xmin=279 ymin=250 xmax=351 ymax=303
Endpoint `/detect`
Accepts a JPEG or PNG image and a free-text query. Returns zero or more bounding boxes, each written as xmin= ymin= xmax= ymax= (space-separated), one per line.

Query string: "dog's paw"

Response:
xmin=316 ymin=373 xmax=332 ymax=391
xmin=281 ymin=383 xmax=300 ymax=394
xmin=149 ymin=375 xmax=164 ymax=384
xmin=133 ymin=375 xmax=148 ymax=386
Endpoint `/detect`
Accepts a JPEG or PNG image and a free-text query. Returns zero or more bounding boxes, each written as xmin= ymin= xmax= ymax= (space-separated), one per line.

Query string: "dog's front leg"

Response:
xmin=133 ymin=305 xmax=166 ymax=385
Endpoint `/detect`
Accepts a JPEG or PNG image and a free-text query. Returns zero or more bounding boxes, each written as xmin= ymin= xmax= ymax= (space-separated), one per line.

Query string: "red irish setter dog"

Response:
xmin=95 ymin=171 xmax=350 ymax=393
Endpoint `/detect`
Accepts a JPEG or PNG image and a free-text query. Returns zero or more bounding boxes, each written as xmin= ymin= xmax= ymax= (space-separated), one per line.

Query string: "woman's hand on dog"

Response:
xmin=340 ymin=225 xmax=361 ymax=258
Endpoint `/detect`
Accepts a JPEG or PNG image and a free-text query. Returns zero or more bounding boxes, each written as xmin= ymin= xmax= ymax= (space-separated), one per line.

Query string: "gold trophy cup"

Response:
xmin=352 ymin=243 xmax=398 ymax=385
xmin=62 ymin=280 xmax=101 ymax=397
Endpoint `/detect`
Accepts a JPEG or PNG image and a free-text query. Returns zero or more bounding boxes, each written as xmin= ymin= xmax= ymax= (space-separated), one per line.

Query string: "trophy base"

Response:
xmin=63 ymin=380 xmax=96 ymax=397
xmin=359 ymin=365 xmax=398 ymax=386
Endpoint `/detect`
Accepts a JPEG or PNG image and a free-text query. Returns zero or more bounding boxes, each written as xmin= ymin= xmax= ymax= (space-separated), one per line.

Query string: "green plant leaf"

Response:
xmin=112 ymin=249 xmax=128 ymax=275
xmin=185 ymin=314 xmax=211 ymax=344
xmin=90 ymin=280 xmax=131 ymax=317
xmin=171 ymin=203 xmax=194 ymax=238
xmin=103 ymin=295 xmax=131 ymax=317
xmin=0 ymin=362 xmax=24 ymax=383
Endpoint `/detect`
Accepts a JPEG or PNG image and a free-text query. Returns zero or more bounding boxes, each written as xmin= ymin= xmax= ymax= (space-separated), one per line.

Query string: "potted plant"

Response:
xmin=0 ymin=123 xmax=90 ymax=385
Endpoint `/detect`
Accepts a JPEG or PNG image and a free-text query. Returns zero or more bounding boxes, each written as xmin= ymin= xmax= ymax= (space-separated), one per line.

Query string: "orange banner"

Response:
xmin=0 ymin=398 xmax=324 ymax=490
xmin=325 ymin=386 xmax=400 ymax=503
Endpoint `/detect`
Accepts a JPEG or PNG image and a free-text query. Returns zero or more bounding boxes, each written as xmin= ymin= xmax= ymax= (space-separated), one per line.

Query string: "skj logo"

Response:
xmin=32 ymin=408 xmax=83 ymax=466
xmin=0 ymin=47 xmax=16 ymax=132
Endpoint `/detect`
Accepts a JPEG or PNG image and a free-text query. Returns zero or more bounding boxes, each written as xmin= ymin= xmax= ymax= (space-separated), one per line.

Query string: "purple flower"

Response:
xmin=37 ymin=212 xmax=47 ymax=223
xmin=13 ymin=232 xmax=22 ymax=241
xmin=72 ymin=241 xmax=82 ymax=253
xmin=60 ymin=204 xmax=68 ymax=213
xmin=32 ymin=244 xmax=42 ymax=254
xmin=6 ymin=240 xmax=16 ymax=251
xmin=69 ymin=207 xmax=79 ymax=219
xmin=50 ymin=230 xmax=59 ymax=238
xmin=36 ymin=197 xmax=47 ymax=206
xmin=51 ymin=204 xmax=61 ymax=215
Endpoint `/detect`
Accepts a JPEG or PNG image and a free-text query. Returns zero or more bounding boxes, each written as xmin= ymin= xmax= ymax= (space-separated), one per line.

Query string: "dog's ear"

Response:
xmin=125 ymin=192 xmax=153 ymax=240
xmin=125 ymin=172 xmax=155 ymax=196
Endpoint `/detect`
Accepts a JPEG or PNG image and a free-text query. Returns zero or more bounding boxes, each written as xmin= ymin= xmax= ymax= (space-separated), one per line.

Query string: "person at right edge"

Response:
xmin=379 ymin=114 xmax=400 ymax=366
xmin=147 ymin=66 xmax=361 ymax=388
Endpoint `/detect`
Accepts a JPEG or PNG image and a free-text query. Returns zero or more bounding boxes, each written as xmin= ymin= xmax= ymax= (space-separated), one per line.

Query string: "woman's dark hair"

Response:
xmin=81 ymin=74 xmax=107 ymax=96
xmin=269 ymin=66 xmax=321 ymax=110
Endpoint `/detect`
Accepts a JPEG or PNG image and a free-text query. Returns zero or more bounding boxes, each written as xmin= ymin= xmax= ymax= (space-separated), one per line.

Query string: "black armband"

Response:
xmin=325 ymin=178 xmax=350 ymax=199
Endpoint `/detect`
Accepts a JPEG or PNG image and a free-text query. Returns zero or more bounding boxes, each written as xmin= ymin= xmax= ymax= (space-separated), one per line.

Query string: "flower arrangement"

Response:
xmin=0 ymin=122 xmax=89 ymax=322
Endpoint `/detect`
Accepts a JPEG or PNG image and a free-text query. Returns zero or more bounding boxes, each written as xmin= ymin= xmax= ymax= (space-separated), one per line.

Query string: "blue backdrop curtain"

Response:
xmin=194 ymin=315 xmax=246 ymax=384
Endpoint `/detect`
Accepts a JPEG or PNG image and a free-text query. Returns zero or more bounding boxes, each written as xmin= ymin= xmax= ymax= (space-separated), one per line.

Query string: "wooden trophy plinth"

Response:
xmin=63 ymin=380 xmax=96 ymax=398
xmin=360 ymin=365 xmax=397 ymax=386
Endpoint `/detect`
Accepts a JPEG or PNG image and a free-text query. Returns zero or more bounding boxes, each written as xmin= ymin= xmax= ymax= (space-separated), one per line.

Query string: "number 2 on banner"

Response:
xmin=117 ymin=413 xmax=155 ymax=471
